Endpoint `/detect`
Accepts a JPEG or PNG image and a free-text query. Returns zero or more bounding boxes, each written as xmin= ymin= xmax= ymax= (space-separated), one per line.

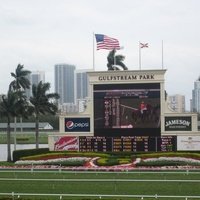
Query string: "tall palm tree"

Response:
xmin=107 ymin=49 xmax=128 ymax=70
xmin=9 ymin=64 xmax=31 ymax=91
xmin=0 ymin=90 xmax=31 ymax=161
xmin=29 ymin=81 xmax=59 ymax=149
xmin=9 ymin=64 xmax=31 ymax=150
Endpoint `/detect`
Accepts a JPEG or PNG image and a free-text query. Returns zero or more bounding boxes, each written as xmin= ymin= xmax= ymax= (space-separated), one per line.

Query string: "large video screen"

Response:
xmin=94 ymin=83 xmax=161 ymax=136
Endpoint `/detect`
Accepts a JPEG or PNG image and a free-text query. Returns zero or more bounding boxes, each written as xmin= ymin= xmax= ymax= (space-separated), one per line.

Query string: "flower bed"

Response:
xmin=7 ymin=152 xmax=200 ymax=171
xmin=15 ymin=157 xmax=91 ymax=166
xmin=135 ymin=156 xmax=200 ymax=167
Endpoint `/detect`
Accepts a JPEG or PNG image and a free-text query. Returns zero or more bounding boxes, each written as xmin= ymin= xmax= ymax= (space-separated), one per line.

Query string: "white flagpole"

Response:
xmin=93 ymin=32 xmax=95 ymax=71
xmin=162 ymin=40 xmax=164 ymax=69
xmin=139 ymin=41 xmax=141 ymax=70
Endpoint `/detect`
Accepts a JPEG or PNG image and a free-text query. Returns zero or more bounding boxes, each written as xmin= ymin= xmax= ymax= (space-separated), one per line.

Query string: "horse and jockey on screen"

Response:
xmin=131 ymin=101 xmax=155 ymax=124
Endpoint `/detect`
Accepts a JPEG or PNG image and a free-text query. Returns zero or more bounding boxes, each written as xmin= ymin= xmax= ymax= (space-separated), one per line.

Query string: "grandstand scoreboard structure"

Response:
xmin=49 ymin=70 xmax=200 ymax=152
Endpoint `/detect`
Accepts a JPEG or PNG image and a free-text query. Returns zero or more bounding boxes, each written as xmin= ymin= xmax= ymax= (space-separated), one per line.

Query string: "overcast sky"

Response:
xmin=0 ymin=0 xmax=199 ymax=110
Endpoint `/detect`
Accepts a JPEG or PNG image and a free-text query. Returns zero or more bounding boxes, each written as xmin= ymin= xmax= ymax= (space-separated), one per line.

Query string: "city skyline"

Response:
xmin=0 ymin=0 xmax=200 ymax=111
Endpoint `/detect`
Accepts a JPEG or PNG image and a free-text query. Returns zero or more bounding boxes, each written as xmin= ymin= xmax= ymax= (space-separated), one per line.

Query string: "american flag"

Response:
xmin=140 ymin=43 xmax=149 ymax=48
xmin=95 ymin=34 xmax=120 ymax=50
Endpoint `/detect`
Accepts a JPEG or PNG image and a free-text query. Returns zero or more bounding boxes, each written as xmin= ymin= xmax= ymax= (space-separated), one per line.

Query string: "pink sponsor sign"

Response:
xmin=54 ymin=136 xmax=79 ymax=151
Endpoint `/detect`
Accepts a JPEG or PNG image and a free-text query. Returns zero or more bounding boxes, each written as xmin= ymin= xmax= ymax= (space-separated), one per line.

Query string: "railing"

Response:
xmin=1 ymin=169 xmax=200 ymax=199
xmin=1 ymin=192 xmax=200 ymax=200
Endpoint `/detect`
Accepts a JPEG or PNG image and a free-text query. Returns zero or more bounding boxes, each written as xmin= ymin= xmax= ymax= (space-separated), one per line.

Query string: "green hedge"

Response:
xmin=12 ymin=148 xmax=50 ymax=162
xmin=40 ymin=160 xmax=86 ymax=166
xmin=19 ymin=151 xmax=110 ymax=161
xmin=137 ymin=152 xmax=200 ymax=159
xmin=136 ymin=160 xmax=200 ymax=167
xmin=96 ymin=158 xmax=131 ymax=166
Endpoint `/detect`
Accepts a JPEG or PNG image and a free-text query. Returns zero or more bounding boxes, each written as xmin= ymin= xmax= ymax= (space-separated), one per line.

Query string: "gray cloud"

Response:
xmin=0 ymin=0 xmax=200 ymax=110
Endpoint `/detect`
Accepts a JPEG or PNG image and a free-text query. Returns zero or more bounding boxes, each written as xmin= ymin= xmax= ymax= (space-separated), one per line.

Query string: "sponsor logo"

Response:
xmin=66 ymin=121 xmax=74 ymax=129
xmin=165 ymin=117 xmax=191 ymax=131
xmin=54 ymin=136 xmax=78 ymax=150
xmin=65 ymin=121 xmax=89 ymax=130
xmin=165 ymin=119 xmax=191 ymax=127
xmin=65 ymin=118 xmax=90 ymax=132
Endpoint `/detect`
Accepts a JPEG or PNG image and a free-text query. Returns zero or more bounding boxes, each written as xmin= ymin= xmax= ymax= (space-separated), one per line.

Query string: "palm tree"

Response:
xmin=9 ymin=64 xmax=31 ymax=91
xmin=0 ymin=90 xmax=31 ymax=161
xmin=29 ymin=81 xmax=59 ymax=149
xmin=107 ymin=49 xmax=128 ymax=70
xmin=9 ymin=64 xmax=31 ymax=150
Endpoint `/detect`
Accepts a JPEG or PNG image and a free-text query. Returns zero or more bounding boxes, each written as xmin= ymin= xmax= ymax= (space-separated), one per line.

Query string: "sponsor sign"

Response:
xmin=54 ymin=136 xmax=79 ymax=151
xmin=177 ymin=136 xmax=200 ymax=151
xmin=65 ymin=117 xmax=90 ymax=132
xmin=165 ymin=116 xmax=192 ymax=131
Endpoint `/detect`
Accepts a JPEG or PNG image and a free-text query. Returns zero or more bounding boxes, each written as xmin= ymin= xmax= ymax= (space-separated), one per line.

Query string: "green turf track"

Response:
xmin=0 ymin=170 xmax=200 ymax=200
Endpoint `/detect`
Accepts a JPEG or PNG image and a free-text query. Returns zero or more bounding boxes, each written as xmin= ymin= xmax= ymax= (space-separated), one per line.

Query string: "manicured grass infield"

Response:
xmin=0 ymin=170 xmax=200 ymax=199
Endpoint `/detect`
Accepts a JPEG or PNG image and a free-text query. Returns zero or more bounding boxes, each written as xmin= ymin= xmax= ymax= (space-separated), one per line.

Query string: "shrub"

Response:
xmin=136 ymin=160 xmax=200 ymax=167
xmin=20 ymin=151 xmax=110 ymax=161
xmin=118 ymin=158 xmax=131 ymax=165
xmin=13 ymin=148 xmax=50 ymax=162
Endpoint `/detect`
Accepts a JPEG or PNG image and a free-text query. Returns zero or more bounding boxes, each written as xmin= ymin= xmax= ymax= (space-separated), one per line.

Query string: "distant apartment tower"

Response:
xmin=26 ymin=71 xmax=45 ymax=98
xmin=54 ymin=64 xmax=76 ymax=105
xmin=191 ymin=78 xmax=200 ymax=113
xmin=168 ymin=94 xmax=185 ymax=113
xmin=75 ymin=70 xmax=90 ymax=100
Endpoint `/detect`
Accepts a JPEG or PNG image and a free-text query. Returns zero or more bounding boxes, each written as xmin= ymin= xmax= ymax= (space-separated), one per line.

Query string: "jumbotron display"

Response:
xmin=94 ymin=83 xmax=161 ymax=136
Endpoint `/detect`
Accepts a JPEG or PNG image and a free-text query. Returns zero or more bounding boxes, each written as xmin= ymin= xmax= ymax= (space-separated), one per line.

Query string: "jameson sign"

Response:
xmin=165 ymin=116 xmax=192 ymax=131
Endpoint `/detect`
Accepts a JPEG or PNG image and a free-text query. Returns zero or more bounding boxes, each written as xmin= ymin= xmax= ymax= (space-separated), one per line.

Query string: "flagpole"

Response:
xmin=139 ymin=41 xmax=141 ymax=70
xmin=162 ymin=40 xmax=164 ymax=69
xmin=93 ymin=32 xmax=95 ymax=71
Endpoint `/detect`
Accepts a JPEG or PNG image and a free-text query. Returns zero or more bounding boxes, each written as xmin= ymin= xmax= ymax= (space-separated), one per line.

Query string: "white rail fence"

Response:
xmin=1 ymin=192 xmax=200 ymax=199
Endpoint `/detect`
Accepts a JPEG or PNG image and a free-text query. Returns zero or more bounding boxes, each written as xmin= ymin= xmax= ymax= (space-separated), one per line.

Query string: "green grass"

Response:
xmin=0 ymin=132 xmax=48 ymax=144
xmin=0 ymin=170 xmax=200 ymax=199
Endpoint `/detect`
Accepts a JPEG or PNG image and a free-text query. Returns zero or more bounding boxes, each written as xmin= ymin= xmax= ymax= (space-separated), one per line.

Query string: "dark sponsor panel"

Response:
xmin=65 ymin=118 xmax=90 ymax=132
xmin=165 ymin=116 xmax=192 ymax=131
xmin=93 ymin=83 xmax=161 ymax=137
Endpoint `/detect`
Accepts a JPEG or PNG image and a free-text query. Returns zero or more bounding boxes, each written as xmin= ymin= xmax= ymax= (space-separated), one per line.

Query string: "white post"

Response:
xmin=139 ymin=41 xmax=141 ymax=70
xmin=93 ymin=32 xmax=95 ymax=71
xmin=162 ymin=40 xmax=164 ymax=69
xmin=14 ymin=117 xmax=17 ymax=150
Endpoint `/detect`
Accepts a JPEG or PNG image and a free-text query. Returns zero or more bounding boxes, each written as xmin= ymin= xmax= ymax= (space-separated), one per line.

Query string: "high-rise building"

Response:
xmin=191 ymin=78 xmax=200 ymax=113
xmin=26 ymin=71 xmax=45 ymax=98
xmin=167 ymin=94 xmax=185 ymax=113
xmin=54 ymin=64 xmax=76 ymax=105
xmin=75 ymin=70 xmax=90 ymax=100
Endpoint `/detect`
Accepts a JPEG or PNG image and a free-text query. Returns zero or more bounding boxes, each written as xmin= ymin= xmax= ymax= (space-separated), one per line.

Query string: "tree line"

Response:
xmin=0 ymin=64 xmax=59 ymax=162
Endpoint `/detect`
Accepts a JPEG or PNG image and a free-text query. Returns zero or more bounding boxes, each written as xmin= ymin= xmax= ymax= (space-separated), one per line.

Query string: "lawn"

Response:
xmin=0 ymin=132 xmax=49 ymax=144
xmin=0 ymin=170 xmax=200 ymax=200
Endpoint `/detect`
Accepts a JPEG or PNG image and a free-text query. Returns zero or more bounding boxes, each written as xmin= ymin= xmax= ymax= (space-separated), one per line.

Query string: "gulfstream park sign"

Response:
xmin=98 ymin=74 xmax=155 ymax=81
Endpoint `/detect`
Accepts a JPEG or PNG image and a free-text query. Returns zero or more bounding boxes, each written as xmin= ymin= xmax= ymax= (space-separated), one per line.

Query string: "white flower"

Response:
xmin=15 ymin=157 xmax=91 ymax=165
xmin=133 ymin=158 xmax=141 ymax=164
xmin=143 ymin=157 xmax=200 ymax=164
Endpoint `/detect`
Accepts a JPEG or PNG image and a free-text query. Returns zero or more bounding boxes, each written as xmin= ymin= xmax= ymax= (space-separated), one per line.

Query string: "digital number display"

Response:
xmin=157 ymin=136 xmax=177 ymax=151
xmin=79 ymin=137 xmax=112 ymax=152
xmin=79 ymin=136 xmax=177 ymax=152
